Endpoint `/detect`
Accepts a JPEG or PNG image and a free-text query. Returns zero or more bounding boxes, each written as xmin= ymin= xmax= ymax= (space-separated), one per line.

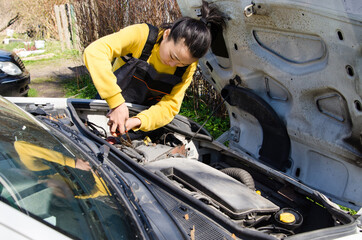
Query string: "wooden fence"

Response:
xmin=54 ymin=4 xmax=80 ymax=51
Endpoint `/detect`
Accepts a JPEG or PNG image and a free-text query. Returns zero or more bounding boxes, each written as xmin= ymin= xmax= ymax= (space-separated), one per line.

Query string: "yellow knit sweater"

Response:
xmin=83 ymin=23 xmax=197 ymax=131
xmin=14 ymin=141 xmax=110 ymax=199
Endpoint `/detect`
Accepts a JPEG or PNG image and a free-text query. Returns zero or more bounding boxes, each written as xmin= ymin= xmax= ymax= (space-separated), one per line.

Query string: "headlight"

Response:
xmin=0 ymin=62 xmax=22 ymax=76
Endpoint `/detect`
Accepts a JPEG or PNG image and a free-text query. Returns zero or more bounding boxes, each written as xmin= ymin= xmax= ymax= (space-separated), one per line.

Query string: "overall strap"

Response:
xmin=139 ymin=24 xmax=159 ymax=61
xmin=174 ymin=66 xmax=188 ymax=78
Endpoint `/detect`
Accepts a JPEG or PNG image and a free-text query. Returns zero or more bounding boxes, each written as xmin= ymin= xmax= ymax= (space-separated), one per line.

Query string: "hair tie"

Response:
xmin=200 ymin=17 xmax=207 ymax=25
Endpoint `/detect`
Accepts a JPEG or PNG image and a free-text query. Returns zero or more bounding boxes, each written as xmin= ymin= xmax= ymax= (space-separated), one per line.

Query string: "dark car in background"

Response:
xmin=0 ymin=49 xmax=30 ymax=96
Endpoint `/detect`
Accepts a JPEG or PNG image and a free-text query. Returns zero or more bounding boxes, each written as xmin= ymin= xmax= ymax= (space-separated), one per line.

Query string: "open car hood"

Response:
xmin=176 ymin=0 xmax=362 ymax=209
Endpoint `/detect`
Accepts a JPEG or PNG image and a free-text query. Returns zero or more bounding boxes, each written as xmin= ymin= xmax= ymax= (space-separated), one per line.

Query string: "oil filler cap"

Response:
xmin=274 ymin=208 xmax=303 ymax=230
xmin=279 ymin=212 xmax=296 ymax=223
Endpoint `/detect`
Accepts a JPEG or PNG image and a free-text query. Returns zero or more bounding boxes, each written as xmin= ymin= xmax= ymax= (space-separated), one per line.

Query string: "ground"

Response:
xmin=26 ymin=57 xmax=86 ymax=97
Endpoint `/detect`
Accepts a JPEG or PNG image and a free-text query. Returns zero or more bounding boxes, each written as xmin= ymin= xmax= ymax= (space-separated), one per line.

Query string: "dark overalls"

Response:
xmin=113 ymin=24 xmax=188 ymax=106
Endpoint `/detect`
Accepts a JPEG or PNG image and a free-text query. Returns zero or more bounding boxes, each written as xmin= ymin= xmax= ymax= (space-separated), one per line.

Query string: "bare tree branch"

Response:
xmin=0 ymin=13 xmax=20 ymax=32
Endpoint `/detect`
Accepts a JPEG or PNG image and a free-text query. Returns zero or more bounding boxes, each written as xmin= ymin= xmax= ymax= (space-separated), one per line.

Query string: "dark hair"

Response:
xmin=160 ymin=0 xmax=226 ymax=59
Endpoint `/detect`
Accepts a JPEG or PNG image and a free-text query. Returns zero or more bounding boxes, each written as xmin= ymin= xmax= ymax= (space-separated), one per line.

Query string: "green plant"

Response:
xmin=0 ymin=41 xmax=25 ymax=51
xmin=179 ymin=98 xmax=229 ymax=139
xmin=22 ymin=44 xmax=80 ymax=66
xmin=42 ymin=41 xmax=80 ymax=58
xmin=306 ymin=197 xmax=357 ymax=216
xmin=27 ymin=88 xmax=38 ymax=97
xmin=64 ymin=74 xmax=97 ymax=99
xmin=339 ymin=205 xmax=357 ymax=215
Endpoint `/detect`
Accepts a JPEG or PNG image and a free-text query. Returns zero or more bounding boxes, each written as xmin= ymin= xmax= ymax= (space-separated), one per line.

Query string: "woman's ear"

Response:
xmin=163 ymin=29 xmax=171 ymax=40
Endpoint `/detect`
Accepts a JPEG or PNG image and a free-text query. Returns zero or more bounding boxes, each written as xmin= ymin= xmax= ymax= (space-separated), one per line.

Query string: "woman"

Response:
xmin=83 ymin=0 xmax=226 ymax=136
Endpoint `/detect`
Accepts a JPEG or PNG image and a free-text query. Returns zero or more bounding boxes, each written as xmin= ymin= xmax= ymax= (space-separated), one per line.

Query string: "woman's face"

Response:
xmin=159 ymin=29 xmax=198 ymax=67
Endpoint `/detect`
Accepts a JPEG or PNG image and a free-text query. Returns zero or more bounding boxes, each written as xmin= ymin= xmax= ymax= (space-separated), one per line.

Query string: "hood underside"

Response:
xmin=176 ymin=0 xmax=362 ymax=209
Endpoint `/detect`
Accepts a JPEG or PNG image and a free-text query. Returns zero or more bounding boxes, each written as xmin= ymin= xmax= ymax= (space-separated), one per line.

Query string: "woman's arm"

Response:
xmin=83 ymin=24 xmax=149 ymax=109
xmin=84 ymin=24 xmax=149 ymax=135
xmin=134 ymin=62 xmax=197 ymax=131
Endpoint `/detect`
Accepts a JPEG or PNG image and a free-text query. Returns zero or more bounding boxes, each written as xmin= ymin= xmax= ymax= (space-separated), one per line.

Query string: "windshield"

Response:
xmin=0 ymin=98 xmax=140 ymax=239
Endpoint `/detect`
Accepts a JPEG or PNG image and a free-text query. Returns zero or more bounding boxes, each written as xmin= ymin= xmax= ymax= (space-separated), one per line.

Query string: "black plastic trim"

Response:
xmin=221 ymin=85 xmax=291 ymax=171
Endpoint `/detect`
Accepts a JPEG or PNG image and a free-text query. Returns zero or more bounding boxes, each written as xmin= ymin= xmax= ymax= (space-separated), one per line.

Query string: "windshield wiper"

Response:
xmin=99 ymin=158 xmax=157 ymax=240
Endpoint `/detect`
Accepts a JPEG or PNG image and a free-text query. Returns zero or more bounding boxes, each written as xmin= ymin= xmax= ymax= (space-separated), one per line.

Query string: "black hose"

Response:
xmin=221 ymin=167 xmax=255 ymax=190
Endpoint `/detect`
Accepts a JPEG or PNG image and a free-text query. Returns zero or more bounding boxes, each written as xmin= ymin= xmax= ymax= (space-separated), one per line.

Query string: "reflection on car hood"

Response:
xmin=0 ymin=97 xmax=142 ymax=239
xmin=177 ymin=0 xmax=362 ymax=208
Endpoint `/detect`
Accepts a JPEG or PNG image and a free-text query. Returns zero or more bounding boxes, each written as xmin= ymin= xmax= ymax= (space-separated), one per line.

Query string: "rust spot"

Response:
xmin=170 ymin=145 xmax=187 ymax=157
xmin=190 ymin=225 xmax=195 ymax=240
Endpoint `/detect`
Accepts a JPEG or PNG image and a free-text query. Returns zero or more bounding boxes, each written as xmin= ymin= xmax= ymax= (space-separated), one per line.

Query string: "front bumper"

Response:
xmin=0 ymin=73 xmax=30 ymax=97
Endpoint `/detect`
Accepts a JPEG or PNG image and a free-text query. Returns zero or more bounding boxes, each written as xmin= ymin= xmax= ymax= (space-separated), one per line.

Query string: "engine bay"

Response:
xmin=108 ymin=132 xmax=311 ymax=237
xmin=17 ymin=99 xmax=355 ymax=239
xmin=107 ymin=130 xmax=281 ymax=223
xmin=68 ymin=101 xmax=352 ymax=238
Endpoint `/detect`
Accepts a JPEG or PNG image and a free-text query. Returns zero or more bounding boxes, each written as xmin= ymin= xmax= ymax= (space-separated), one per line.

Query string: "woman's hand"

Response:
xmin=75 ymin=158 xmax=91 ymax=171
xmin=125 ymin=117 xmax=141 ymax=131
xmin=106 ymin=103 xmax=129 ymax=136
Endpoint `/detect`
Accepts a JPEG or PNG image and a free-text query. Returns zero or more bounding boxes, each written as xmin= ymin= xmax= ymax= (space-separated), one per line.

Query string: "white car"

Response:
xmin=1 ymin=0 xmax=361 ymax=239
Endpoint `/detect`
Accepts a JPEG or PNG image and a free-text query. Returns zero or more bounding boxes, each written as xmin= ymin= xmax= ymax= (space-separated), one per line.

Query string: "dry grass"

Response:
xmin=72 ymin=0 xmax=181 ymax=49
xmin=1 ymin=0 xmax=68 ymax=39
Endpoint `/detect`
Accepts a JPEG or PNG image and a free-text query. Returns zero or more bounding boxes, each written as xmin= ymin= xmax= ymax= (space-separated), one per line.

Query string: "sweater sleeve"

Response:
xmin=14 ymin=141 xmax=76 ymax=171
xmin=135 ymin=61 xmax=197 ymax=131
xmin=14 ymin=141 xmax=110 ymax=199
xmin=83 ymin=24 xmax=149 ymax=109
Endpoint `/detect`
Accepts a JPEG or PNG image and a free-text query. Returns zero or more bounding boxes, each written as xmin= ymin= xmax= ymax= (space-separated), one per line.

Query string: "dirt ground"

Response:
xmin=26 ymin=57 xmax=87 ymax=97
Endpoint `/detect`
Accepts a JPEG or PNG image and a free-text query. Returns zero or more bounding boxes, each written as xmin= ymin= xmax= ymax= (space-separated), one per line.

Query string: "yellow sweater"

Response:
xmin=83 ymin=23 xmax=197 ymax=131
xmin=14 ymin=141 xmax=109 ymax=199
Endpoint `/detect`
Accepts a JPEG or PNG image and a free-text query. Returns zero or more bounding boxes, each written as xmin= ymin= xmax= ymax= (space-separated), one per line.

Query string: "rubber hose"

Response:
xmin=221 ymin=167 xmax=255 ymax=190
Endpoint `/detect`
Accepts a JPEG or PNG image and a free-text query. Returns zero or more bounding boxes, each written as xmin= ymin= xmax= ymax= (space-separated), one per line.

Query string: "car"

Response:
xmin=1 ymin=0 xmax=362 ymax=239
xmin=0 ymin=49 xmax=30 ymax=97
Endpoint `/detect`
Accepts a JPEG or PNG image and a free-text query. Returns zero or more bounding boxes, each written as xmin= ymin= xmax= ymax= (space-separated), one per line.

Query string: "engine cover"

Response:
xmin=145 ymin=158 xmax=279 ymax=220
